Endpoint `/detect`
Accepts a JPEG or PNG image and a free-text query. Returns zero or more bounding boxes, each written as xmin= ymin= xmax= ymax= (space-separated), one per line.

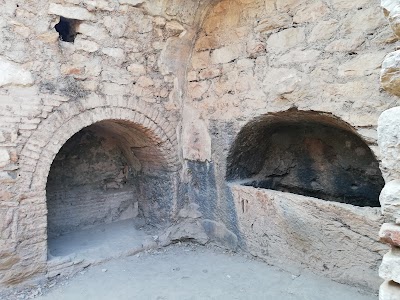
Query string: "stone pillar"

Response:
xmin=378 ymin=1 xmax=400 ymax=298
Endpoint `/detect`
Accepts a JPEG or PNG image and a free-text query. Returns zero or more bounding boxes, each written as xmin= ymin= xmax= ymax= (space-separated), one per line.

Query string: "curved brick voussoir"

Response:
xmin=20 ymin=97 xmax=181 ymax=192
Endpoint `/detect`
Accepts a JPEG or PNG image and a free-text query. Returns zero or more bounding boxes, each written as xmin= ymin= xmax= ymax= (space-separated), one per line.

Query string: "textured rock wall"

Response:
xmin=226 ymin=114 xmax=384 ymax=207
xmin=0 ymin=0 xmax=208 ymax=288
xmin=183 ymin=0 xmax=399 ymax=291
xmin=377 ymin=0 xmax=400 ymax=298
xmin=230 ymin=185 xmax=387 ymax=291
xmin=0 ymin=0 xmax=398 ymax=291
xmin=46 ymin=126 xmax=139 ymax=238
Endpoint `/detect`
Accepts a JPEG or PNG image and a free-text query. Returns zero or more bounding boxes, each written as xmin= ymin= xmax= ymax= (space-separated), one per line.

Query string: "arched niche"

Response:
xmin=226 ymin=110 xmax=384 ymax=207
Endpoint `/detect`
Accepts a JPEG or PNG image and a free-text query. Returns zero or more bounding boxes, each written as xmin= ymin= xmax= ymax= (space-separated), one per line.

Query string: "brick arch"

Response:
xmin=19 ymin=97 xmax=180 ymax=193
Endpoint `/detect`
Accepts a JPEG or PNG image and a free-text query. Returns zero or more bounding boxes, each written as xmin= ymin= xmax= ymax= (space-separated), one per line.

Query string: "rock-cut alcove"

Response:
xmin=226 ymin=110 xmax=384 ymax=207
xmin=46 ymin=119 xmax=176 ymax=259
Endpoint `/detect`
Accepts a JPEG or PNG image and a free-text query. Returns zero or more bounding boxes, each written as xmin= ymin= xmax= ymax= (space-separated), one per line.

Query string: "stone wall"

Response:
xmin=374 ymin=0 xmax=400 ymax=298
xmin=182 ymin=0 xmax=400 ymax=293
xmin=0 ymin=0 xmax=399 ymax=293
xmin=231 ymin=185 xmax=386 ymax=290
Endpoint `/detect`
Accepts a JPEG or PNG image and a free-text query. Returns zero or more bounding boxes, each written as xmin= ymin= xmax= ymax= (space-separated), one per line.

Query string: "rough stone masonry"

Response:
xmin=1 ymin=0 xmax=400 ymax=298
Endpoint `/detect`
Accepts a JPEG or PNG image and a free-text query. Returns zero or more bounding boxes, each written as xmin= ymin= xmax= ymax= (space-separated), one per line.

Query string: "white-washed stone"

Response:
xmin=254 ymin=14 xmax=292 ymax=33
xmin=267 ymin=28 xmax=305 ymax=53
xmin=276 ymin=0 xmax=302 ymax=12
xmin=380 ymin=248 xmax=400 ymax=283
xmin=101 ymin=47 xmax=125 ymax=59
xmin=103 ymin=15 xmax=128 ymax=37
xmin=165 ymin=20 xmax=185 ymax=36
xmin=48 ymin=3 xmax=94 ymax=20
xmin=293 ymin=1 xmax=330 ymax=23
xmin=380 ymin=280 xmax=400 ymax=300
xmin=76 ymin=23 xmax=108 ymax=40
xmin=308 ymin=19 xmax=339 ymax=42
xmin=325 ymin=37 xmax=364 ymax=52
xmin=382 ymin=0 xmax=400 ymax=38
xmin=0 ymin=57 xmax=34 ymax=87
xmin=338 ymin=53 xmax=385 ymax=77
xmin=211 ymin=45 xmax=242 ymax=64
xmin=74 ymin=36 xmax=99 ymax=52
xmin=378 ymin=107 xmax=400 ymax=180
xmin=277 ymin=49 xmax=321 ymax=64
xmin=118 ymin=0 xmax=144 ymax=6
xmin=192 ymin=51 xmax=210 ymax=70
xmin=380 ymin=181 xmax=400 ymax=220
xmin=127 ymin=63 xmax=146 ymax=76
xmin=0 ymin=148 xmax=10 ymax=167
xmin=263 ymin=68 xmax=303 ymax=95
xmin=381 ymin=50 xmax=400 ymax=97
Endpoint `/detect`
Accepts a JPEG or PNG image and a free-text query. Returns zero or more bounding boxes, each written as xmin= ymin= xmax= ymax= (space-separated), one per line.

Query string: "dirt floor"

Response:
xmin=3 ymin=243 xmax=378 ymax=300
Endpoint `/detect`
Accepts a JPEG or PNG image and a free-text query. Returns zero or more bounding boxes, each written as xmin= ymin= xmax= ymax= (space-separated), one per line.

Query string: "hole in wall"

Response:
xmin=226 ymin=110 xmax=384 ymax=207
xmin=55 ymin=17 xmax=79 ymax=43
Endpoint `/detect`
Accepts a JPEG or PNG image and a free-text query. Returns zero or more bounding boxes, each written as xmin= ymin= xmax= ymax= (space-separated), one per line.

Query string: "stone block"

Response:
xmin=74 ymin=36 xmax=99 ymax=52
xmin=211 ymin=45 xmax=242 ymax=64
xmin=0 ymin=58 xmax=34 ymax=87
xmin=76 ymin=23 xmax=108 ymax=40
xmin=380 ymin=223 xmax=400 ymax=247
xmin=0 ymin=148 xmax=10 ymax=168
xmin=380 ymin=280 xmax=400 ymax=300
xmin=127 ymin=63 xmax=146 ymax=76
xmin=48 ymin=3 xmax=94 ymax=20
xmin=101 ymin=47 xmax=125 ymax=59
xmin=382 ymin=0 xmax=400 ymax=38
xmin=191 ymin=51 xmax=210 ymax=70
xmin=381 ymin=50 xmax=400 ymax=97
xmin=293 ymin=1 xmax=330 ymax=23
xmin=378 ymin=107 xmax=400 ymax=181
xmin=201 ymin=219 xmax=238 ymax=251
xmin=325 ymin=37 xmax=364 ymax=52
xmin=338 ymin=53 xmax=385 ymax=77
xmin=254 ymin=14 xmax=292 ymax=33
xmin=267 ymin=28 xmax=305 ymax=53
xmin=380 ymin=248 xmax=400 ymax=283
xmin=308 ymin=19 xmax=339 ymax=42
xmin=118 ymin=0 xmax=144 ymax=6
xmin=380 ymin=181 xmax=400 ymax=220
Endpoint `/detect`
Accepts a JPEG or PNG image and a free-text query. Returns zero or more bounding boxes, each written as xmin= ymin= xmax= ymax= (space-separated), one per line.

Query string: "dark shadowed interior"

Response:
xmin=46 ymin=120 xmax=175 ymax=239
xmin=226 ymin=111 xmax=384 ymax=207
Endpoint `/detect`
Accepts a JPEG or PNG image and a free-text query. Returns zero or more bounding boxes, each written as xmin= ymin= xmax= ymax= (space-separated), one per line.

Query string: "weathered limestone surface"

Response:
xmin=230 ymin=185 xmax=387 ymax=291
xmin=0 ymin=0 xmax=398 ymax=292
xmin=380 ymin=280 xmax=400 ymax=300
xmin=381 ymin=50 xmax=400 ymax=97
xmin=378 ymin=107 xmax=400 ymax=181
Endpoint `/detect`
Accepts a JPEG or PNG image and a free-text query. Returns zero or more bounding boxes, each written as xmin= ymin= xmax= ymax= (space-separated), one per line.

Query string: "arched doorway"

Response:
xmin=17 ymin=100 xmax=180 ymax=277
xmin=46 ymin=119 xmax=177 ymax=258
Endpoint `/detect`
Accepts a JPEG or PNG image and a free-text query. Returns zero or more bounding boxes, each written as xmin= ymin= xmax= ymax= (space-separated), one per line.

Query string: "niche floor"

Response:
xmin=35 ymin=244 xmax=375 ymax=300
xmin=48 ymin=219 xmax=156 ymax=267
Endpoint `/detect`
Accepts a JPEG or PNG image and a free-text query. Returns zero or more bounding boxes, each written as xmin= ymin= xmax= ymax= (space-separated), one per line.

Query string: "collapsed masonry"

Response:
xmin=0 ymin=0 xmax=400 ymax=298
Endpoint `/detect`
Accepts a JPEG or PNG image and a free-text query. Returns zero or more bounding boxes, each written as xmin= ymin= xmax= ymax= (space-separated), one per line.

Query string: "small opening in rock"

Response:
xmin=55 ymin=17 xmax=78 ymax=43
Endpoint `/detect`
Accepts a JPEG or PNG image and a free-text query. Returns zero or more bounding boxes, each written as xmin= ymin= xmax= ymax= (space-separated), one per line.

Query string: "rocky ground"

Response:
xmin=1 ymin=243 xmax=378 ymax=300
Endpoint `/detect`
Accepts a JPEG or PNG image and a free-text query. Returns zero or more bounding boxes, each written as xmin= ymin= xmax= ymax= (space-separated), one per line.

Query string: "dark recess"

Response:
xmin=226 ymin=113 xmax=384 ymax=207
xmin=55 ymin=17 xmax=78 ymax=42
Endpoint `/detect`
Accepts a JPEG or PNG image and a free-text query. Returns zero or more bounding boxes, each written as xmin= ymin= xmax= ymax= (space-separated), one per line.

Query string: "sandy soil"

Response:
xmin=4 ymin=243 xmax=378 ymax=300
